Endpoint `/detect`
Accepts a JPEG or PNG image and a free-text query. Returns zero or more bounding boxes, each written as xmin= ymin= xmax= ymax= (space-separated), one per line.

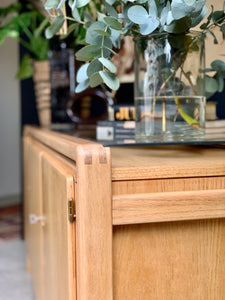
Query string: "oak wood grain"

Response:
xmin=42 ymin=149 xmax=76 ymax=300
xmin=113 ymin=219 xmax=225 ymax=300
xmin=23 ymin=136 xmax=45 ymax=300
xmin=24 ymin=126 xmax=113 ymax=300
xmin=113 ymin=189 xmax=225 ymax=225
xmin=111 ymin=145 xmax=225 ymax=180
xmin=24 ymin=126 xmax=225 ymax=300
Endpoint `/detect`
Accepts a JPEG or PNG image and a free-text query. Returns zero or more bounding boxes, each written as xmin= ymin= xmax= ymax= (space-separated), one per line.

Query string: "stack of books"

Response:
xmin=205 ymin=119 xmax=225 ymax=140
xmin=96 ymin=104 xmax=135 ymax=143
xmin=96 ymin=104 xmax=225 ymax=143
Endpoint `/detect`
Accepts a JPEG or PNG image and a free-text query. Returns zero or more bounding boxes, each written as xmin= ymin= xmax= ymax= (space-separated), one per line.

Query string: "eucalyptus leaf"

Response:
xmin=68 ymin=0 xmax=76 ymax=11
xmin=86 ymin=22 xmax=108 ymax=44
xmin=191 ymin=5 xmax=208 ymax=27
xmin=83 ymin=11 xmax=93 ymax=23
xmin=75 ymin=79 xmax=90 ymax=93
xmin=148 ymin=0 xmax=158 ymax=19
xmin=184 ymin=0 xmax=195 ymax=5
xmin=166 ymin=11 xmax=174 ymax=25
xmin=89 ymin=72 xmax=103 ymax=87
xmin=94 ymin=29 xmax=111 ymax=37
xmin=87 ymin=59 xmax=102 ymax=77
xmin=60 ymin=23 xmax=80 ymax=39
xmin=45 ymin=0 xmax=59 ymax=9
xmin=71 ymin=7 xmax=81 ymax=21
xmin=140 ymin=18 xmax=160 ymax=35
xmin=76 ymin=63 xmax=89 ymax=83
xmin=211 ymin=60 xmax=225 ymax=72
xmin=204 ymin=68 xmax=214 ymax=73
xmin=160 ymin=2 xmax=170 ymax=26
xmin=45 ymin=15 xmax=65 ymax=39
xmin=75 ymin=0 xmax=90 ymax=8
xmin=207 ymin=29 xmax=218 ymax=44
xmin=105 ymin=3 xmax=118 ymax=18
xmin=57 ymin=0 xmax=67 ymax=9
xmin=105 ymin=46 xmax=118 ymax=56
xmin=76 ymin=45 xmax=102 ymax=61
xmin=127 ymin=6 xmax=149 ymax=24
xmin=97 ymin=12 xmax=107 ymax=23
xmin=122 ymin=3 xmax=133 ymax=23
xmin=212 ymin=10 xmax=225 ymax=23
xmin=103 ymin=16 xmax=123 ymax=30
xmin=102 ymin=37 xmax=113 ymax=57
xmin=109 ymin=28 xmax=121 ymax=47
xmin=164 ymin=17 xmax=192 ymax=34
xmin=136 ymin=0 xmax=148 ymax=3
xmin=205 ymin=75 xmax=218 ymax=94
xmin=39 ymin=0 xmax=225 ymax=97
xmin=98 ymin=57 xmax=117 ymax=73
xmin=171 ymin=0 xmax=205 ymax=20
xmin=99 ymin=71 xmax=120 ymax=90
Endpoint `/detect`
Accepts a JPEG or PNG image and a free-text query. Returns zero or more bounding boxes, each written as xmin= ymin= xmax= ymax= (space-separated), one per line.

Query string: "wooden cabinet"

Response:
xmin=23 ymin=126 xmax=225 ymax=300
xmin=24 ymin=136 xmax=76 ymax=300
xmin=23 ymin=137 xmax=44 ymax=300
xmin=42 ymin=150 xmax=76 ymax=300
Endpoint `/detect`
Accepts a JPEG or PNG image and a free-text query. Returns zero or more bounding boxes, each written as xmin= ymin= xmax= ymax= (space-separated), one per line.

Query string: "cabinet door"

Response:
xmin=23 ymin=137 xmax=44 ymax=300
xmin=42 ymin=151 xmax=76 ymax=300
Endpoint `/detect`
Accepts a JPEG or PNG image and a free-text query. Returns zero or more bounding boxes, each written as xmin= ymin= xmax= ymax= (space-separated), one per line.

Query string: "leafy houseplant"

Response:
xmin=44 ymin=0 xmax=225 ymax=93
xmin=0 ymin=2 xmax=50 ymax=79
xmin=44 ymin=0 xmax=225 ymax=141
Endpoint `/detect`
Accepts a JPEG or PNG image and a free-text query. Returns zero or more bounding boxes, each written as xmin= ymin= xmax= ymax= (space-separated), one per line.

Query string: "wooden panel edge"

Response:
xmin=75 ymin=145 xmax=113 ymax=300
xmin=113 ymin=189 xmax=225 ymax=225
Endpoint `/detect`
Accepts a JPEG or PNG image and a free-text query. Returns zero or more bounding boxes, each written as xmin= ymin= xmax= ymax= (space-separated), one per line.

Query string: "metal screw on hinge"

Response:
xmin=68 ymin=198 xmax=76 ymax=222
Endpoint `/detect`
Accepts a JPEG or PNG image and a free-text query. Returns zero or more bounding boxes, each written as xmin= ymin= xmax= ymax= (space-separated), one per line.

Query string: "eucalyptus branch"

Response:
xmin=65 ymin=16 xmax=85 ymax=25
xmin=48 ymin=11 xmax=85 ymax=25
xmin=151 ymin=68 xmax=177 ymax=113
xmin=101 ymin=25 xmax=109 ymax=62
xmin=180 ymin=65 xmax=197 ymax=96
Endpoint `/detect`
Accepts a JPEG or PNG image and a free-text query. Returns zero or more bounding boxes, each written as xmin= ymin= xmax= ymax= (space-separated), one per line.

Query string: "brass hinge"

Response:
xmin=68 ymin=198 xmax=76 ymax=222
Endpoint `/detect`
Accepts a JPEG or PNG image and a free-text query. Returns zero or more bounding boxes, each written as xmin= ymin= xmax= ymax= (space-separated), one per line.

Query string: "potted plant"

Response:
xmin=0 ymin=2 xmax=50 ymax=79
xmin=0 ymin=2 xmax=52 ymax=127
xmin=44 ymin=0 xmax=225 ymax=140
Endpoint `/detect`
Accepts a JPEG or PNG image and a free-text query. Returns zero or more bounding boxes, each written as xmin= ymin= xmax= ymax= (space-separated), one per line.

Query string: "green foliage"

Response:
xmin=205 ymin=59 xmax=225 ymax=98
xmin=15 ymin=54 xmax=33 ymax=80
xmin=45 ymin=15 xmax=64 ymax=39
xmin=0 ymin=2 xmax=50 ymax=79
xmin=43 ymin=0 xmax=225 ymax=95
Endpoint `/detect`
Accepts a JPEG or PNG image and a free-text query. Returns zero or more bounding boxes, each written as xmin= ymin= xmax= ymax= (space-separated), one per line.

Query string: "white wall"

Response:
xmin=0 ymin=1 xmax=20 ymax=198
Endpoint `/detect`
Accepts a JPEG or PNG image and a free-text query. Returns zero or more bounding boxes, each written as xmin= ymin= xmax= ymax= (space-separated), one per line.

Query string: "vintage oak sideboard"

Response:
xmin=23 ymin=125 xmax=225 ymax=300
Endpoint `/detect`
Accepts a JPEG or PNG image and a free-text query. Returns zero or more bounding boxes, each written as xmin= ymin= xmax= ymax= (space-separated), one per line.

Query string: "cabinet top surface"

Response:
xmin=110 ymin=145 xmax=225 ymax=180
xmin=24 ymin=126 xmax=225 ymax=180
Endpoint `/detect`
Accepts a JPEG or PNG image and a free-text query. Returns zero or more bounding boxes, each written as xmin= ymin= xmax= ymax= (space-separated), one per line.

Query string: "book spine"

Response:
xmin=96 ymin=121 xmax=135 ymax=141
xmin=97 ymin=120 xmax=135 ymax=128
xmin=108 ymin=105 xmax=135 ymax=121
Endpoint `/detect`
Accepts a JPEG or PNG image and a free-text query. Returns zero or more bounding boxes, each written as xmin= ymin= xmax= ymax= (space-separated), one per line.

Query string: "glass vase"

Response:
xmin=134 ymin=32 xmax=205 ymax=142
